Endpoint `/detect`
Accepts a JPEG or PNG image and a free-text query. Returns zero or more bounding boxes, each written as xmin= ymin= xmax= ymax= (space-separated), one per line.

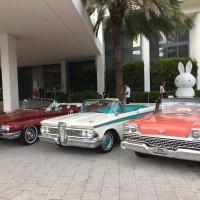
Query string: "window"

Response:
xmin=133 ymin=35 xmax=141 ymax=47
xmin=178 ymin=45 xmax=188 ymax=57
xmin=43 ymin=64 xmax=61 ymax=93
xmin=168 ymin=46 xmax=177 ymax=58
xmin=150 ymin=31 xmax=189 ymax=61
xmin=159 ymin=47 xmax=167 ymax=58
xmin=132 ymin=50 xmax=141 ymax=61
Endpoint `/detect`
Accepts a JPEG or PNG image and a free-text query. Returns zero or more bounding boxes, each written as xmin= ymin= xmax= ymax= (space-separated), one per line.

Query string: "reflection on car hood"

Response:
xmin=0 ymin=109 xmax=45 ymax=124
xmin=134 ymin=113 xmax=200 ymax=138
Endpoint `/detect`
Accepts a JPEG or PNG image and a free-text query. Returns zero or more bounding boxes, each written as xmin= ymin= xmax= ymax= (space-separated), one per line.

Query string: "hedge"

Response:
xmin=55 ymin=57 xmax=199 ymax=103
xmin=131 ymin=89 xmax=200 ymax=103
xmin=105 ymin=61 xmax=144 ymax=93
xmin=105 ymin=57 xmax=198 ymax=95
xmin=150 ymin=57 xmax=198 ymax=91
xmin=55 ymin=90 xmax=101 ymax=103
xmin=55 ymin=89 xmax=200 ymax=103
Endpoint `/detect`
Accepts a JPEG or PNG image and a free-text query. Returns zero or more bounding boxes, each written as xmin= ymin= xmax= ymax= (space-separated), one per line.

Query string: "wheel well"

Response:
xmin=106 ymin=129 xmax=120 ymax=142
xmin=36 ymin=125 xmax=40 ymax=133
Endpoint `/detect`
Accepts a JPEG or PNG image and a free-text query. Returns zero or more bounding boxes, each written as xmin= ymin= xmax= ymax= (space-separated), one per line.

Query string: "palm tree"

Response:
xmin=82 ymin=0 xmax=193 ymax=101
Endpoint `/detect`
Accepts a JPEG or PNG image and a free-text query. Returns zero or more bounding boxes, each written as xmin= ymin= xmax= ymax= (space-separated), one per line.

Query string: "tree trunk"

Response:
xmin=109 ymin=4 xmax=125 ymax=102
xmin=113 ymin=30 xmax=124 ymax=101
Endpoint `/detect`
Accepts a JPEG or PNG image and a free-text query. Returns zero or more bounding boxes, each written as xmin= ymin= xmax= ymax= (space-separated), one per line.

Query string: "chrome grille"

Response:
xmin=126 ymin=135 xmax=200 ymax=151
xmin=48 ymin=128 xmax=58 ymax=135
xmin=46 ymin=127 xmax=82 ymax=137
xmin=66 ymin=129 xmax=82 ymax=137
xmin=58 ymin=122 xmax=66 ymax=143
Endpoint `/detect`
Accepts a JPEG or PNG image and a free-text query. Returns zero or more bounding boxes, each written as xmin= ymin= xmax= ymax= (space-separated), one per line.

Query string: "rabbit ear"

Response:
xmin=186 ymin=61 xmax=192 ymax=73
xmin=178 ymin=62 xmax=185 ymax=74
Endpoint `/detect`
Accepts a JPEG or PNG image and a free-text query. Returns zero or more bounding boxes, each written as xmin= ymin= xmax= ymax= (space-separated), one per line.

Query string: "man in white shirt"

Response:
xmin=124 ymin=84 xmax=131 ymax=104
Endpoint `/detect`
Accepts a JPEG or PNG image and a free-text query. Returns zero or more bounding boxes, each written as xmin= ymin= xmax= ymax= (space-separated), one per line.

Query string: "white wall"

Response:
xmin=189 ymin=12 xmax=200 ymax=89
xmin=96 ymin=23 xmax=105 ymax=94
xmin=141 ymin=35 xmax=150 ymax=92
xmin=0 ymin=34 xmax=19 ymax=111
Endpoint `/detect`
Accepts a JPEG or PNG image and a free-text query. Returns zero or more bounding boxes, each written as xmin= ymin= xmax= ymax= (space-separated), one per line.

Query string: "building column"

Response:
xmin=96 ymin=23 xmax=105 ymax=95
xmin=141 ymin=35 xmax=150 ymax=92
xmin=0 ymin=34 xmax=19 ymax=111
xmin=61 ymin=61 xmax=67 ymax=93
xmin=96 ymin=55 xmax=105 ymax=95
xmin=190 ymin=12 xmax=200 ymax=89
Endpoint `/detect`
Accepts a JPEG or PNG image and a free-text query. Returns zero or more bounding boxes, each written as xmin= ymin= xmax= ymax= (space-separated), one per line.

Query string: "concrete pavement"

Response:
xmin=0 ymin=139 xmax=200 ymax=200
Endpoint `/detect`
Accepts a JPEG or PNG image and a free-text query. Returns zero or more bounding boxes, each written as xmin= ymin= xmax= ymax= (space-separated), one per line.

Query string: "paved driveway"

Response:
xmin=0 ymin=139 xmax=200 ymax=200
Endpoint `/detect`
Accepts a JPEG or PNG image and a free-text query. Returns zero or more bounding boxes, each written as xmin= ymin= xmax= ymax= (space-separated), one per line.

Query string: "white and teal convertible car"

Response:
xmin=39 ymin=99 xmax=154 ymax=153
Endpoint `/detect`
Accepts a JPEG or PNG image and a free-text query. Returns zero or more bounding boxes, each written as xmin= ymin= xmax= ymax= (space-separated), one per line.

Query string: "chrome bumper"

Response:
xmin=121 ymin=140 xmax=200 ymax=162
xmin=39 ymin=134 xmax=102 ymax=149
xmin=0 ymin=131 xmax=21 ymax=140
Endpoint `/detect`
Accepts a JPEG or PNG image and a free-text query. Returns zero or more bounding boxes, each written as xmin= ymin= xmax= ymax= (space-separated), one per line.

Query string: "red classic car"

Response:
xmin=121 ymin=98 xmax=200 ymax=162
xmin=0 ymin=98 xmax=81 ymax=145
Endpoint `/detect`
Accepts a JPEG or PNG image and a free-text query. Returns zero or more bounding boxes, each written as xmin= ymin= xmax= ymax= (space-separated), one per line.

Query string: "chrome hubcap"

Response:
xmin=102 ymin=134 xmax=113 ymax=150
xmin=26 ymin=127 xmax=37 ymax=142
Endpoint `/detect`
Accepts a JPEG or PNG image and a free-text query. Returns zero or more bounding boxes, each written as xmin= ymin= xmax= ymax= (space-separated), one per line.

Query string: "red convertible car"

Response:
xmin=0 ymin=98 xmax=81 ymax=145
xmin=121 ymin=98 xmax=200 ymax=162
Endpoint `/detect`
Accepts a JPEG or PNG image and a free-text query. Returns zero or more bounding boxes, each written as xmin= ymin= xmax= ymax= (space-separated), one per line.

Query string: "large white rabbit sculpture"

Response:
xmin=175 ymin=61 xmax=196 ymax=98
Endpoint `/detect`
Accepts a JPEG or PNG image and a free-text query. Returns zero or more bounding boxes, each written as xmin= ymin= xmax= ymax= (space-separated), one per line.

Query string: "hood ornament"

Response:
xmin=159 ymin=130 xmax=165 ymax=135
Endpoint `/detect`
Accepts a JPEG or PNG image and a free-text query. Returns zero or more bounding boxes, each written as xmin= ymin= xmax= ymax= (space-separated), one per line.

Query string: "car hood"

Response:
xmin=41 ymin=112 xmax=119 ymax=129
xmin=0 ymin=109 xmax=44 ymax=124
xmin=134 ymin=113 xmax=200 ymax=138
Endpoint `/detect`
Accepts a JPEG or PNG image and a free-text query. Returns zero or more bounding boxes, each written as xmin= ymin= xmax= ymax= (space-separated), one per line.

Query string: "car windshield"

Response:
xmin=22 ymin=98 xmax=55 ymax=110
xmin=157 ymin=98 xmax=200 ymax=115
xmin=81 ymin=99 xmax=123 ymax=114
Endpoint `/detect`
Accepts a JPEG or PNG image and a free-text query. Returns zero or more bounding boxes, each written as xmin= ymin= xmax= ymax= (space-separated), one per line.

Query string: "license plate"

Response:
xmin=153 ymin=147 xmax=168 ymax=155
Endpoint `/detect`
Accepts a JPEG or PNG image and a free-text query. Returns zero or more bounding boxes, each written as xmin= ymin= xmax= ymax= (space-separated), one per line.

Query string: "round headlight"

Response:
xmin=81 ymin=130 xmax=92 ymax=137
xmin=2 ymin=125 xmax=10 ymax=131
xmin=81 ymin=130 xmax=99 ymax=138
xmin=40 ymin=126 xmax=49 ymax=133
xmin=191 ymin=131 xmax=200 ymax=139
xmin=82 ymin=130 xmax=87 ymax=137
xmin=130 ymin=125 xmax=138 ymax=133
xmin=124 ymin=125 xmax=129 ymax=132
xmin=87 ymin=132 xmax=93 ymax=137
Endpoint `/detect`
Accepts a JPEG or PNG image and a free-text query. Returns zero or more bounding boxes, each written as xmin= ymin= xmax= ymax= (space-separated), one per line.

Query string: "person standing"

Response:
xmin=124 ymin=84 xmax=131 ymax=104
xmin=160 ymin=81 xmax=167 ymax=98
xmin=103 ymin=89 xmax=108 ymax=99
xmin=32 ymin=88 xmax=38 ymax=98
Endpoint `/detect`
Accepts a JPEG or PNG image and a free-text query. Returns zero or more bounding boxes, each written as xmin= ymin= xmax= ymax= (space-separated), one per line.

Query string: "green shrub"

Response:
xmin=106 ymin=57 xmax=198 ymax=95
xmin=131 ymin=90 xmax=176 ymax=103
xmin=105 ymin=61 xmax=144 ymax=94
xmin=55 ymin=90 xmax=101 ymax=103
xmin=131 ymin=89 xmax=200 ymax=103
xmin=55 ymin=92 xmax=68 ymax=102
xmin=56 ymin=89 xmax=200 ymax=103
xmin=123 ymin=61 xmax=144 ymax=92
xmin=150 ymin=57 xmax=198 ymax=91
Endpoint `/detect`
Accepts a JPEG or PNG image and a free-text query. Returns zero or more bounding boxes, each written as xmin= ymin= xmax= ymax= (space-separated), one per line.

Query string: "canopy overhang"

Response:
xmin=0 ymin=0 xmax=101 ymax=67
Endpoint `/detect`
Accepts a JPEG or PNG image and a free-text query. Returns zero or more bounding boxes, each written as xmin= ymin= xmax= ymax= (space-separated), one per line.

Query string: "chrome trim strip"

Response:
xmin=0 ymin=131 xmax=21 ymax=140
xmin=121 ymin=140 xmax=200 ymax=162
xmin=123 ymin=133 xmax=198 ymax=142
xmin=39 ymin=134 xmax=102 ymax=148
